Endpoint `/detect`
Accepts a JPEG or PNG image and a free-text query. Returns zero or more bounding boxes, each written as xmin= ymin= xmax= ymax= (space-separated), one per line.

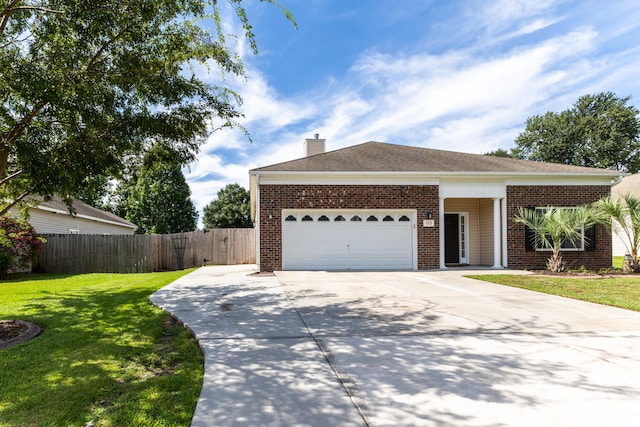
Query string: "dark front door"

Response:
xmin=444 ymin=214 xmax=459 ymax=264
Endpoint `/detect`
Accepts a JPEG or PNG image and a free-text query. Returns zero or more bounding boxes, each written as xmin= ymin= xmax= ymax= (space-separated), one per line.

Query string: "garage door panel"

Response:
xmin=282 ymin=210 xmax=415 ymax=270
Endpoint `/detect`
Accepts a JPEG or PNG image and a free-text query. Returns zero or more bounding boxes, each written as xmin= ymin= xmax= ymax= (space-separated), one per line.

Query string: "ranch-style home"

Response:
xmin=249 ymin=136 xmax=621 ymax=272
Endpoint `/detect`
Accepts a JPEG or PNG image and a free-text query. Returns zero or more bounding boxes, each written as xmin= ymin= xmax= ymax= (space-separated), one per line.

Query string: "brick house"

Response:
xmin=249 ymin=137 xmax=620 ymax=272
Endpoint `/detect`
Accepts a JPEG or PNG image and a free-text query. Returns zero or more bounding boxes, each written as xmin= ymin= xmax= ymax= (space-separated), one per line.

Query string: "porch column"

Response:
xmin=501 ymin=196 xmax=508 ymax=267
xmin=492 ymin=197 xmax=503 ymax=269
xmin=439 ymin=197 xmax=446 ymax=269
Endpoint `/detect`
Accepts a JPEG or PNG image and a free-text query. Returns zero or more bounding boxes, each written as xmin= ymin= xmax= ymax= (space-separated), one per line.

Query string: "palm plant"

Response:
xmin=594 ymin=194 xmax=640 ymax=272
xmin=515 ymin=205 xmax=598 ymax=272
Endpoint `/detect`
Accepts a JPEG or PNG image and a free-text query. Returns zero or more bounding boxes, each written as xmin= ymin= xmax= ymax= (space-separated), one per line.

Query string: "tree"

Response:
xmin=484 ymin=148 xmax=514 ymax=158
xmin=124 ymin=143 xmax=198 ymax=234
xmin=512 ymin=92 xmax=640 ymax=172
xmin=595 ymin=194 xmax=640 ymax=272
xmin=75 ymin=175 xmax=112 ymax=210
xmin=0 ymin=0 xmax=294 ymax=214
xmin=203 ymin=183 xmax=252 ymax=228
xmin=515 ymin=206 xmax=598 ymax=272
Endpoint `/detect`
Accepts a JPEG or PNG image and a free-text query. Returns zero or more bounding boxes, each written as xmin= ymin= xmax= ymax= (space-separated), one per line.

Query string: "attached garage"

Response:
xmin=282 ymin=209 xmax=416 ymax=270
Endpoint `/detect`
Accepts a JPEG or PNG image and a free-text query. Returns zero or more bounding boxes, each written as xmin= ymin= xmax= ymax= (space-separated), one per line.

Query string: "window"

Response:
xmin=351 ymin=215 xmax=362 ymax=222
xmin=525 ymin=207 xmax=592 ymax=252
xmin=399 ymin=215 xmax=410 ymax=222
xmin=318 ymin=215 xmax=330 ymax=222
xmin=366 ymin=215 xmax=378 ymax=221
xmin=285 ymin=215 xmax=297 ymax=222
xmin=383 ymin=215 xmax=394 ymax=222
xmin=334 ymin=215 xmax=346 ymax=221
xmin=301 ymin=215 xmax=313 ymax=222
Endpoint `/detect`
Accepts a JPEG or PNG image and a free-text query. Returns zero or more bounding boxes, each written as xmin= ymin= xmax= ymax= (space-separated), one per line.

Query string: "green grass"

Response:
xmin=613 ymin=256 xmax=624 ymax=269
xmin=0 ymin=271 xmax=202 ymax=427
xmin=468 ymin=272 xmax=640 ymax=312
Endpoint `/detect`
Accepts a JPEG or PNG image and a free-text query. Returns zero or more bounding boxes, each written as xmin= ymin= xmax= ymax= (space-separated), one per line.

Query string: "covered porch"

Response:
xmin=438 ymin=180 xmax=507 ymax=269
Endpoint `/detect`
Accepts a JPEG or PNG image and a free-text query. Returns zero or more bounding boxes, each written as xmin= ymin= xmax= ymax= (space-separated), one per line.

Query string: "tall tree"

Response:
xmin=0 ymin=0 xmax=294 ymax=214
xmin=203 ymin=183 xmax=252 ymax=228
xmin=512 ymin=92 xmax=640 ymax=172
xmin=125 ymin=143 xmax=198 ymax=234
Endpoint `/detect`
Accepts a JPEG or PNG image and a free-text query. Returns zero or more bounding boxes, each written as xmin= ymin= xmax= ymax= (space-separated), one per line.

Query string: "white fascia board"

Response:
xmin=35 ymin=206 xmax=137 ymax=229
xmin=505 ymin=175 xmax=620 ymax=186
xmin=252 ymin=170 xmax=621 ymax=186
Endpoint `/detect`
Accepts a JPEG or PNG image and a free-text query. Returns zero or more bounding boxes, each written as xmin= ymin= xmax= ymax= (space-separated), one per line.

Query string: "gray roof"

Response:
xmin=37 ymin=196 xmax=137 ymax=229
xmin=251 ymin=141 xmax=620 ymax=175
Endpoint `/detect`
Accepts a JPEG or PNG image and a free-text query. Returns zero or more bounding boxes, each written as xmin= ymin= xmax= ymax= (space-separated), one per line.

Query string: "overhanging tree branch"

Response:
xmin=0 ymin=1 xmax=63 ymax=35
xmin=0 ymin=169 xmax=24 ymax=187
xmin=0 ymin=189 xmax=32 ymax=216
xmin=5 ymin=101 xmax=47 ymax=147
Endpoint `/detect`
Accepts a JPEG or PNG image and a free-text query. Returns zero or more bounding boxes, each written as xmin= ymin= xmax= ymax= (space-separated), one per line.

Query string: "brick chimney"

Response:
xmin=303 ymin=134 xmax=325 ymax=157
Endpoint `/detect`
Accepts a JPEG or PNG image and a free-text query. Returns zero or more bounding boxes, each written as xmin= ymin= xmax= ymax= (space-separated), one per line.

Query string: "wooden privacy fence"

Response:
xmin=33 ymin=229 xmax=255 ymax=274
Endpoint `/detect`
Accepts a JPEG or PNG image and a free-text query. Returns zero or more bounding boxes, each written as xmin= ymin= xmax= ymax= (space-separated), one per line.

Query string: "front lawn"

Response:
xmin=468 ymin=273 xmax=640 ymax=312
xmin=0 ymin=271 xmax=202 ymax=427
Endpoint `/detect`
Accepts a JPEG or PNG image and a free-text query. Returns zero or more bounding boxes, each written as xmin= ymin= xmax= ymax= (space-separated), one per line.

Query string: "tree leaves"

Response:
xmin=512 ymin=92 xmax=640 ymax=172
xmin=0 ymin=0 xmax=294 ymax=214
xmin=203 ymin=183 xmax=251 ymax=228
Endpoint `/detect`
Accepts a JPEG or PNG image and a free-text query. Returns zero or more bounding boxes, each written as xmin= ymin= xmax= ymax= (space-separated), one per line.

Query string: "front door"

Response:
xmin=444 ymin=212 xmax=469 ymax=265
xmin=444 ymin=214 xmax=459 ymax=264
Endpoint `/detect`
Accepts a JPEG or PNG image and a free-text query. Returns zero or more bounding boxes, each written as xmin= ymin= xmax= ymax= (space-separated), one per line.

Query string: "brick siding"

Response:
xmin=506 ymin=185 xmax=612 ymax=270
xmin=259 ymin=185 xmax=439 ymax=271
xmin=258 ymin=183 xmax=612 ymax=272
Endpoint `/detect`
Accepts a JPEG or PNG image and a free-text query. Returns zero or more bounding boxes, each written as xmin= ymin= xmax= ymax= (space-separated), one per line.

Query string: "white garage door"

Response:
xmin=282 ymin=210 xmax=415 ymax=270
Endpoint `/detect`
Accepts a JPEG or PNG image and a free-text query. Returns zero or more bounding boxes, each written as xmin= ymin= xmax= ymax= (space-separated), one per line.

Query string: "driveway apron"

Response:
xmin=152 ymin=266 xmax=640 ymax=427
xmin=150 ymin=265 xmax=365 ymax=427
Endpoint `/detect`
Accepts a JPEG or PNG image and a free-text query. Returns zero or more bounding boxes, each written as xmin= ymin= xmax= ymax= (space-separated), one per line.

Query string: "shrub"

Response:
xmin=0 ymin=216 xmax=46 ymax=274
xmin=0 ymin=231 xmax=12 ymax=278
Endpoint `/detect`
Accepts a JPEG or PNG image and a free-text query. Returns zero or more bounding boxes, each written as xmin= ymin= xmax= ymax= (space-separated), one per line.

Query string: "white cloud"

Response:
xmin=184 ymin=0 xmax=640 ymax=226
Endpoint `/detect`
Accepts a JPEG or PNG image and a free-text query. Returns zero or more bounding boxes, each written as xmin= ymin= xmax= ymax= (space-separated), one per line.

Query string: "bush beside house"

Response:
xmin=0 ymin=216 xmax=46 ymax=276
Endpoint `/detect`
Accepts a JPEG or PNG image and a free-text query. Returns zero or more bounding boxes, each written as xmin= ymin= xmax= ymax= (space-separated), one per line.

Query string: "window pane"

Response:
xmin=351 ymin=215 xmax=362 ymax=222
xmin=383 ymin=215 xmax=394 ymax=222
xmin=367 ymin=215 xmax=378 ymax=221
xmin=285 ymin=215 xmax=297 ymax=222
xmin=318 ymin=215 xmax=330 ymax=222
xmin=399 ymin=215 xmax=410 ymax=222
xmin=334 ymin=215 xmax=345 ymax=222
xmin=302 ymin=215 xmax=313 ymax=222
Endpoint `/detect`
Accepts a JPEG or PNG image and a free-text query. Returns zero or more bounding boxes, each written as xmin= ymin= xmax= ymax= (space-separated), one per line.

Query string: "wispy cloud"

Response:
xmin=186 ymin=0 xmax=640 ymax=224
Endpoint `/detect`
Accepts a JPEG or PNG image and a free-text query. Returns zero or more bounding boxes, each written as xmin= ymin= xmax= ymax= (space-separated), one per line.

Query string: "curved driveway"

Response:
xmin=151 ymin=265 xmax=640 ymax=427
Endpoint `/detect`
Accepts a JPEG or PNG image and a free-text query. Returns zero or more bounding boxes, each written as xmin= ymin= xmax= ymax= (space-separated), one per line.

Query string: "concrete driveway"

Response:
xmin=151 ymin=266 xmax=640 ymax=427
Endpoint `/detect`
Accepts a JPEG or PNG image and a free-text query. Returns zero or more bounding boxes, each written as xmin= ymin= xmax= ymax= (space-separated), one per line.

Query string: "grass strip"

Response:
xmin=0 ymin=270 xmax=202 ymax=427
xmin=468 ymin=273 xmax=640 ymax=312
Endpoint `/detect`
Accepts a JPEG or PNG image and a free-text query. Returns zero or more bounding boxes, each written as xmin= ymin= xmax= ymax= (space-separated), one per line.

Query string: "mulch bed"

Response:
xmin=0 ymin=320 xmax=42 ymax=350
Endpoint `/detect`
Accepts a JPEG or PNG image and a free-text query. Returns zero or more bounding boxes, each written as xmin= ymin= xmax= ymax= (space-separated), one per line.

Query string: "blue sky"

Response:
xmin=186 ymin=0 xmax=640 ymax=222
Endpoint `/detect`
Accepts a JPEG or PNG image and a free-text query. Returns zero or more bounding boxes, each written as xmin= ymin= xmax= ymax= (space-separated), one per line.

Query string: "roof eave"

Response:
xmin=249 ymin=170 xmax=625 ymax=178
xmin=35 ymin=206 xmax=137 ymax=229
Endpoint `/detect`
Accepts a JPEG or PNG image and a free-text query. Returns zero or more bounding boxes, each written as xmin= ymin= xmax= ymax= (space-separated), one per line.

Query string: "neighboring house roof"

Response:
xmin=251 ymin=141 xmax=621 ymax=176
xmin=35 ymin=196 xmax=137 ymax=230
xmin=612 ymin=174 xmax=640 ymax=198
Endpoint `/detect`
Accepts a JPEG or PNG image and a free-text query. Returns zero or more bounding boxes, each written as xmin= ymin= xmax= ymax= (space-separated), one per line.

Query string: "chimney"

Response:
xmin=303 ymin=134 xmax=325 ymax=157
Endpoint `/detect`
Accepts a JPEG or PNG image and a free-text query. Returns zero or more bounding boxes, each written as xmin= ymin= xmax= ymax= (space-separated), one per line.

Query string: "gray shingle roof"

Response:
xmin=251 ymin=141 xmax=619 ymax=175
